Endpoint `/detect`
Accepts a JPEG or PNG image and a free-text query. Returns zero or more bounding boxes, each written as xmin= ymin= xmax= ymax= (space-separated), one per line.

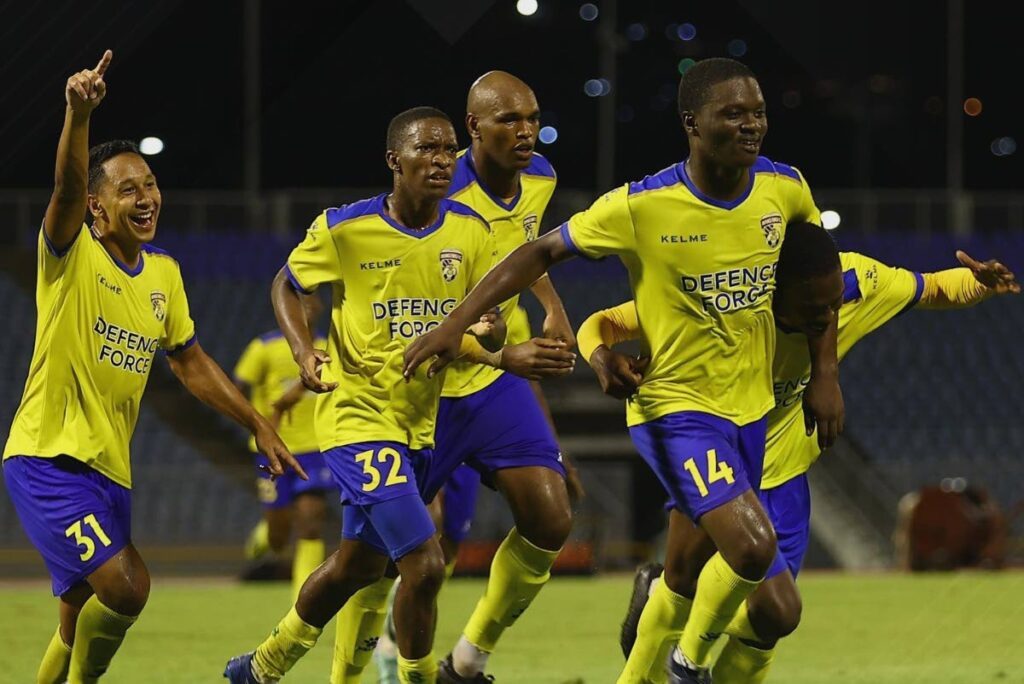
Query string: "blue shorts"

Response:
xmin=3 ymin=456 xmax=131 ymax=597
xmin=324 ymin=442 xmax=436 ymax=560
xmin=760 ymin=474 xmax=811 ymax=580
xmin=255 ymin=451 xmax=335 ymax=509
xmin=425 ymin=372 xmax=565 ymax=504
xmin=629 ymin=411 xmax=767 ymax=521
xmin=441 ymin=465 xmax=482 ymax=543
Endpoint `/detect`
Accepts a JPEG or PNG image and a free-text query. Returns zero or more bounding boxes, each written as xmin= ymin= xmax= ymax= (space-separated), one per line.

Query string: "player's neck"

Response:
xmin=385 ymin=191 xmax=440 ymax=231
xmin=686 ymin=156 xmax=750 ymax=202
xmin=97 ymin=226 xmax=143 ymax=270
xmin=471 ymin=145 xmax=519 ymax=202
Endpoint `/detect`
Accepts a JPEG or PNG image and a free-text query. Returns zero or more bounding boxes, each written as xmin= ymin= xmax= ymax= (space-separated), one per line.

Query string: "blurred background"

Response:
xmin=1 ymin=0 xmax=1021 ymax=580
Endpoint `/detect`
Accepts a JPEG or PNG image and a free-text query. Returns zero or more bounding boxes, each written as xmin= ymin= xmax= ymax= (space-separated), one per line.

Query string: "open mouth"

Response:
xmin=129 ymin=211 xmax=155 ymax=230
xmin=514 ymin=144 xmax=534 ymax=156
xmin=739 ymin=139 xmax=761 ymax=153
xmin=428 ymin=174 xmax=451 ymax=185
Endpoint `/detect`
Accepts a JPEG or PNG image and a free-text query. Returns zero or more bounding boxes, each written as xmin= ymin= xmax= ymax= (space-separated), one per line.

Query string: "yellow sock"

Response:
xmin=67 ymin=597 xmax=137 ymax=684
xmin=36 ymin=625 xmax=72 ymax=684
xmin=712 ymin=636 xmax=775 ymax=684
xmin=678 ymin=553 xmax=762 ymax=668
xmin=397 ymin=652 xmax=438 ymax=683
xmin=246 ymin=519 xmax=271 ymax=560
xmin=444 ymin=558 xmax=457 ymax=582
xmin=292 ymin=538 xmax=325 ymax=600
xmin=723 ymin=600 xmax=761 ymax=642
xmin=463 ymin=528 xmax=560 ymax=651
xmin=617 ymin=575 xmax=691 ymax=684
xmin=329 ymin=576 xmax=395 ymax=684
xmin=251 ymin=607 xmax=322 ymax=680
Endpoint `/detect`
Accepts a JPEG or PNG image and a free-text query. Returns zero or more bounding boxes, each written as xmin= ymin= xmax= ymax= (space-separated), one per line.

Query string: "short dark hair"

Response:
xmin=777 ymin=220 xmax=841 ymax=286
xmin=88 ymin=140 xmax=142 ymax=193
xmin=677 ymin=58 xmax=757 ymax=121
xmin=386 ymin=106 xmax=451 ymax=150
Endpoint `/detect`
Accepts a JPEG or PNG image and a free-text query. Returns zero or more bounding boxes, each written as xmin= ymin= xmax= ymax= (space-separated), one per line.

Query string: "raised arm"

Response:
xmin=167 ymin=342 xmax=307 ymax=479
xmin=919 ymin=251 xmax=1020 ymax=308
xmin=404 ymin=229 xmax=575 ymax=379
xmin=44 ymin=50 xmax=112 ymax=253
xmin=271 ymin=268 xmax=338 ymax=393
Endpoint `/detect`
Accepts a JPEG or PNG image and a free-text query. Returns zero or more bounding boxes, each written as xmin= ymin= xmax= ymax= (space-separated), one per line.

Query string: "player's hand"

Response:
xmin=403 ymin=320 xmax=463 ymax=380
xmin=66 ymin=50 xmax=112 ymax=114
xmin=590 ymin=346 xmax=647 ymax=399
xmin=499 ymin=338 xmax=576 ymax=380
xmin=254 ymin=421 xmax=308 ymax=480
xmin=563 ymin=458 xmax=586 ymax=506
xmin=298 ymin=348 xmax=338 ymax=393
xmin=467 ymin=311 xmax=506 ymax=352
xmin=956 ymin=250 xmax=1021 ymax=295
xmin=542 ymin=307 xmax=576 ymax=349
xmin=803 ymin=372 xmax=844 ymax=449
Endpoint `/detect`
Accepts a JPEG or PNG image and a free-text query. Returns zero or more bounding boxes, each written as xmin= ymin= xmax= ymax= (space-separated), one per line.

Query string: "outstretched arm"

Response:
xmin=404 ymin=230 xmax=575 ymax=379
xmin=919 ymin=251 xmax=1020 ymax=308
xmin=44 ymin=50 xmax=112 ymax=253
xmin=271 ymin=268 xmax=338 ymax=394
xmin=167 ymin=342 xmax=307 ymax=479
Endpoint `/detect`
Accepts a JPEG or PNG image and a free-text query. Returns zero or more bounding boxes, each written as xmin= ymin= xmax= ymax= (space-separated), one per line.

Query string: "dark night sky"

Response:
xmin=0 ymin=0 xmax=1019 ymax=192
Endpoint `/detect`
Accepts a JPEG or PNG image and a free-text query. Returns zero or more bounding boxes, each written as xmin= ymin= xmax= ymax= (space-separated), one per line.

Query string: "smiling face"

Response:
xmin=88 ymin=152 xmax=161 ymax=244
xmin=686 ymin=76 xmax=767 ymax=170
xmin=387 ymin=117 xmax=459 ymax=202
xmin=773 ymin=267 xmax=845 ymax=336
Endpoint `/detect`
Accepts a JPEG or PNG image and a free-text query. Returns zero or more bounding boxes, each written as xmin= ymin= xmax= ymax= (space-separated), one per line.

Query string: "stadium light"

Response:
xmin=991 ymin=136 xmax=1017 ymax=156
xmin=821 ymin=210 xmax=841 ymax=230
xmin=676 ymin=23 xmax=697 ymax=41
xmin=139 ymin=137 xmax=164 ymax=155
xmin=516 ymin=0 xmax=538 ymax=16
xmin=579 ymin=3 xmax=598 ymax=21
xmin=539 ymin=126 xmax=558 ymax=144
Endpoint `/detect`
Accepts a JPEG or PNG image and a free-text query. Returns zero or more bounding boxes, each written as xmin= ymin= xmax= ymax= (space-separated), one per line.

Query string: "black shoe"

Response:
xmin=438 ymin=653 xmax=495 ymax=683
xmin=620 ymin=562 xmax=664 ymax=659
xmin=666 ymin=650 xmax=712 ymax=684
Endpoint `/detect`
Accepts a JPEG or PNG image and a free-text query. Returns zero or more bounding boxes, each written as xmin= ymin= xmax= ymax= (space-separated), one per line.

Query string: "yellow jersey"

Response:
xmin=763 ymin=252 xmax=923 ymax=487
xmin=234 ymin=330 xmax=327 ymax=455
xmin=443 ymin=149 xmax=557 ymax=397
xmin=562 ymin=156 xmax=820 ymax=427
xmin=4 ymin=226 xmax=196 ymax=488
xmin=285 ymin=195 xmax=497 ymax=450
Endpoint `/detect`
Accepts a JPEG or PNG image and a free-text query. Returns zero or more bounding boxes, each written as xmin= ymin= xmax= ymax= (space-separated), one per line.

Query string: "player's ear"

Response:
xmin=682 ymin=111 xmax=698 ymax=137
xmin=385 ymin=150 xmax=401 ymax=174
xmin=466 ymin=113 xmax=481 ymax=140
xmin=87 ymin=193 xmax=106 ymax=222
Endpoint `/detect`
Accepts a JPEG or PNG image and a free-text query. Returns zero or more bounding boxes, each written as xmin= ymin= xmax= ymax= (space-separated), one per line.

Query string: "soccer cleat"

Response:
xmin=666 ymin=650 xmax=712 ymax=684
xmin=438 ymin=654 xmax=495 ymax=683
xmin=223 ymin=652 xmax=260 ymax=683
xmin=620 ymin=561 xmax=664 ymax=658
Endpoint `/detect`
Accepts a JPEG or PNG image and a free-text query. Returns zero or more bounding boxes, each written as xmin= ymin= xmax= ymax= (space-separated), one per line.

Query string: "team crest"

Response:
xmin=439 ymin=249 xmax=463 ymax=282
xmin=760 ymin=213 xmax=783 ymax=248
xmin=150 ymin=291 xmax=167 ymax=322
xmin=523 ymin=214 xmax=539 ymax=241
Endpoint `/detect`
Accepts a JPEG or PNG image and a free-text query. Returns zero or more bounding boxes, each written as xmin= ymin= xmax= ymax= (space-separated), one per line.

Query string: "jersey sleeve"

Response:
xmin=233 ymin=338 xmax=265 ymax=386
xmin=842 ymin=252 xmax=924 ymax=339
xmin=38 ymin=222 xmax=86 ymax=284
xmin=577 ymin=300 xmax=640 ymax=363
xmin=560 ymin=184 xmax=636 ymax=259
xmin=163 ymin=264 xmax=198 ymax=354
xmin=792 ymin=168 xmax=822 ymax=226
xmin=285 ymin=213 xmax=343 ymax=293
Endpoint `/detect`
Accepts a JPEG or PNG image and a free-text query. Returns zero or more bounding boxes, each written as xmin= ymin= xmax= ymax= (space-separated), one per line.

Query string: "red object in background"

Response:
xmin=454 ymin=541 xmax=595 ymax=576
xmin=899 ymin=483 xmax=1006 ymax=571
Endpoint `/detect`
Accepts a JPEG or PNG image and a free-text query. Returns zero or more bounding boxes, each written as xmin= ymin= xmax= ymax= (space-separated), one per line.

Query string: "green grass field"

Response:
xmin=1 ymin=571 xmax=1022 ymax=683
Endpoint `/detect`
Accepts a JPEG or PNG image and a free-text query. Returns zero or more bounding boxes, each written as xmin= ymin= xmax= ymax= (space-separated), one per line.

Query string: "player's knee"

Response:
xmin=512 ymin=488 xmax=573 ymax=552
xmin=661 ymin=560 xmax=699 ymax=598
xmin=399 ymin=544 xmax=446 ymax=598
xmin=729 ymin=526 xmax=778 ymax=580
xmin=96 ymin=570 xmax=150 ymax=616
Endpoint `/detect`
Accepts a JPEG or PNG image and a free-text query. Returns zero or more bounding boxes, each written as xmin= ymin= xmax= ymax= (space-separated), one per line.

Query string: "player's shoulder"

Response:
xmin=448 ymin=151 xmax=477 ymax=197
xmin=141 ymin=243 xmax=185 ymax=280
xmin=752 ymin=156 xmax=806 ymax=186
xmin=442 ymin=198 xmax=491 ymax=233
xmin=322 ymin=195 xmax=385 ymax=230
xmin=627 ymin=161 xmax=686 ymax=198
xmin=523 ymin=152 xmax=556 ymax=180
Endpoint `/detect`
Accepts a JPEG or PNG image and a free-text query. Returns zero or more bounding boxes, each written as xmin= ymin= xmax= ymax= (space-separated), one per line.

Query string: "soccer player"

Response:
xmin=403 ymin=59 xmax=844 ymax=684
xmin=224 ymin=106 xmax=504 ymax=684
xmin=355 ymin=70 xmax=581 ymax=684
xmin=2 ymin=51 xmax=304 ymax=684
xmin=584 ymin=224 xmax=1019 ymax=683
xmin=234 ymin=293 xmax=335 ymax=599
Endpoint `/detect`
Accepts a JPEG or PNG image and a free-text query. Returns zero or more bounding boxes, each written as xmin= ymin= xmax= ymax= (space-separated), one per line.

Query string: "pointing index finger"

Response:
xmin=956 ymin=250 xmax=983 ymax=271
xmin=94 ymin=50 xmax=113 ymax=76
